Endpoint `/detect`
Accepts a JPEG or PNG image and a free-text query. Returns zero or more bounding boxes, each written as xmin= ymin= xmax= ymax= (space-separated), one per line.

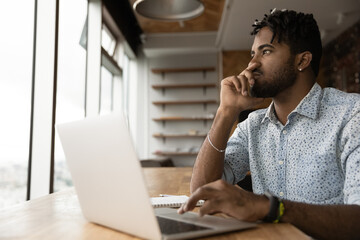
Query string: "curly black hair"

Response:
xmin=251 ymin=9 xmax=322 ymax=77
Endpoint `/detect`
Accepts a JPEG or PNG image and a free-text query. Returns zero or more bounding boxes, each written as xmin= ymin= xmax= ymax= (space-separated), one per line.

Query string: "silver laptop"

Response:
xmin=56 ymin=113 xmax=256 ymax=240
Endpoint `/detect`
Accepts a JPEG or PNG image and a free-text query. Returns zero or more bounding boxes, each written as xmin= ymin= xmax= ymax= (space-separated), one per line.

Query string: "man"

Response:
xmin=178 ymin=9 xmax=360 ymax=240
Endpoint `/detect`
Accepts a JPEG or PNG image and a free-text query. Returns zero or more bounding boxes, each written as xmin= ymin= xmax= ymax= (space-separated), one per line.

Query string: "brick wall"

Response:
xmin=322 ymin=20 xmax=360 ymax=93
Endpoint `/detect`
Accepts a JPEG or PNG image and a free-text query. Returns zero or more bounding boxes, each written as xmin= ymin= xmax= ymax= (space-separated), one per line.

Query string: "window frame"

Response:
xmin=27 ymin=0 xmax=60 ymax=200
xmin=26 ymin=0 xmax=128 ymax=200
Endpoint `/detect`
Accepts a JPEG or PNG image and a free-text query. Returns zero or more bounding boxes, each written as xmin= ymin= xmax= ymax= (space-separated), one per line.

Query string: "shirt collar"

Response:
xmin=292 ymin=82 xmax=322 ymax=119
xmin=261 ymin=83 xmax=322 ymax=124
xmin=262 ymin=102 xmax=276 ymax=124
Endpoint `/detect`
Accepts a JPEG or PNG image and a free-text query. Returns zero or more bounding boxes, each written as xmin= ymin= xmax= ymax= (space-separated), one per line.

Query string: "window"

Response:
xmin=0 ymin=0 xmax=131 ymax=200
xmin=102 ymin=24 xmax=117 ymax=56
xmin=100 ymin=66 xmax=113 ymax=115
xmin=54 ymin=2 xmax=127 ymax=192
xmin=0 ymin=1 xmax=35 ymax=208
xmin=53 ymin=0 xmax=87 ymax=192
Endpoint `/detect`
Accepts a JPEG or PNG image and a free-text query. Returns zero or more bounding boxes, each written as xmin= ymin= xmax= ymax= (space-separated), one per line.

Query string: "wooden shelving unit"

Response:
xmin=150 ymin=66 xmax=217 ymax=162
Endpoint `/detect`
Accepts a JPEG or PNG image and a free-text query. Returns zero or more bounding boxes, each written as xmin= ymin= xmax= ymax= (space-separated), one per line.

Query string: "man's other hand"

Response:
xmin=178 ymin=179 xmax=269 ymax=222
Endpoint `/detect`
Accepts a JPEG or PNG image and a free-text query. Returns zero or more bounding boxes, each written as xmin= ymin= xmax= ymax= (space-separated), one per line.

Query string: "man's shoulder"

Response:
xmin=247 ymin=108 xmax=268 ymax=122
xmin=237 ymin=108 xmax=268 ymax=132
xmin=322 ymin=87 xmax=360 ymax=108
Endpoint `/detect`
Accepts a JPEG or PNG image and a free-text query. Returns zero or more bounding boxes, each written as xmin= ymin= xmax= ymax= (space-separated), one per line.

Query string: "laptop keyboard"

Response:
xmin=157 ymin=216 xmax=210 ymax=235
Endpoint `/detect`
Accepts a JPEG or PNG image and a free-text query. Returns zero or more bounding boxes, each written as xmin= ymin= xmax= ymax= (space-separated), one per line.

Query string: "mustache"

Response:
xmin=252 ymin=68 xmax=263 ymax=74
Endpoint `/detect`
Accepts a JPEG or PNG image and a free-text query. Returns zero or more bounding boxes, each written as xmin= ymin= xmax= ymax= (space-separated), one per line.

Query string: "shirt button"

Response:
xmin=279 ymin=161 xmax=284 ymax=165
xmin=279 ymin=192 xmax=284 ymax=197
xmin=282 ymin=130 xmax=287 ymax=134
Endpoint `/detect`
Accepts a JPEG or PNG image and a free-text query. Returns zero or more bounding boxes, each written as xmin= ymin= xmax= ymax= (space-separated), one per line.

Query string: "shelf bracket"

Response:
xmin=202 ymin=70 xmax=207 ymax=79
xmin=162 ymin=120 xmax=166 ymax=127
xmin=203 ymin=86 xmax=207 ymax=95
xmin=203 ymin=119 xmax=208 ymax=127
xmin=162 ymin=104 xmax=166 ymax=112
xmin=162 ymin=88 xmax=166 ymax=96
xmin=162 ymin=137 xmax=166 ymax=144
xmin=161 ymin=72 xmax=165 ymax=80
xmin=203 ymin=103 xmax=208 ymax=111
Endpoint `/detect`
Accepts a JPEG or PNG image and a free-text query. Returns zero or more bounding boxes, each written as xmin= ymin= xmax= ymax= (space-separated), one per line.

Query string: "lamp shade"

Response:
xmin=133 ymin=0 xmax=205 ymax=21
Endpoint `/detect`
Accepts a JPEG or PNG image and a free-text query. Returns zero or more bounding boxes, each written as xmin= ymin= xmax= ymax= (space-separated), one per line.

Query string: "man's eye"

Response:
xmin=263 ymin=50 xmax=271 ymax=55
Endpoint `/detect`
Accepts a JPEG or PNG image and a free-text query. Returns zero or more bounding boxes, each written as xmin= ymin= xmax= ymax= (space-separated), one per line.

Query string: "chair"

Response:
xmin=140 ymin=158 xmax=174 ymax=167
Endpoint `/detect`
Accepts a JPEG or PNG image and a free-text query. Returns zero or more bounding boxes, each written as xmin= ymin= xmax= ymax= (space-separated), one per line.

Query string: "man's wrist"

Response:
xmin=256 ymin=194 xmax=271 ymax=221
xmin=262 ymin=191 xmax=285 ymax=223
xmin=216 ymin=106 xmax=242 ymax=121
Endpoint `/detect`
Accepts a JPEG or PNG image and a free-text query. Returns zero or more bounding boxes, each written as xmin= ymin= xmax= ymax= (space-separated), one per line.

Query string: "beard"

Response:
xmin=250 ymin=56 xmax=297 ymax=98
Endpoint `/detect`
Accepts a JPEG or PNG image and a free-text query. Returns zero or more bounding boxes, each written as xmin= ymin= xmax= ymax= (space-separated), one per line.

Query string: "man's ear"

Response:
xmin=296 ymin=51 xmax=312 ymax=72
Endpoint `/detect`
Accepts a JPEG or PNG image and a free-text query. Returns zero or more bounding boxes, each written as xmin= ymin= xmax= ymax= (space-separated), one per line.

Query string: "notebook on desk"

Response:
xmin=56 ymin=113 xmax=256 ymax=240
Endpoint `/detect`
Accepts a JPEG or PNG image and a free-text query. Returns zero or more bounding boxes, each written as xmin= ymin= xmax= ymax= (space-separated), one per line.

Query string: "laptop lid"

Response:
xmin=57 ymin=113 xmax=162 ymax=240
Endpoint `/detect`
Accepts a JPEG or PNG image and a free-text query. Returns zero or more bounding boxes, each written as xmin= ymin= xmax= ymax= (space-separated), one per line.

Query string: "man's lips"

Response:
xmin=252 ymin=71 xmax=262 ymax=79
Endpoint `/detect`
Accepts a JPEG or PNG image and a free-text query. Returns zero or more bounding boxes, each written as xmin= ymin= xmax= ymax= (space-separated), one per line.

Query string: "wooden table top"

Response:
xmin=0 ymin=167 xmax=310 ymax=240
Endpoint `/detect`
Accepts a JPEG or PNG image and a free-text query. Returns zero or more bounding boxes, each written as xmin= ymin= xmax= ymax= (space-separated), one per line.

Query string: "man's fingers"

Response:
xmin=237 ymin=62 xmax=260 ymax=95
xmin=198 ymin=200 xmax=220 ymax=217
xmin=242 ymin=70 xmax=255 ymax=87
xmin=236 ymin=74 xmax=250 ymax=96
xmin=177 ymin=186 xmax=214 ymax=214
xmin=222 ymin=76 xmax=241 ymax=93
xmin=246 ymin=62 xmax=260 ymax=71
xmin=244 ymin=62 xmax=261 ymax=87
xmin=177 ymin=204 xmax=187 ymax=214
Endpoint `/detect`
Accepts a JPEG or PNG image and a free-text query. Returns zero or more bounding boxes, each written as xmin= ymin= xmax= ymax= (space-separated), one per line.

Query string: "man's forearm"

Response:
xmin=190 ymin=107 xmax=239 ymax=193
xmin=282 ymin=200 xmax=360 ymax=240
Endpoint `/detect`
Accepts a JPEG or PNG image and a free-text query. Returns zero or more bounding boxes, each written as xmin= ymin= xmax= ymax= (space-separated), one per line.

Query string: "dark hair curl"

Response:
xmin=251 ymin=9 xmax=322 ymax=77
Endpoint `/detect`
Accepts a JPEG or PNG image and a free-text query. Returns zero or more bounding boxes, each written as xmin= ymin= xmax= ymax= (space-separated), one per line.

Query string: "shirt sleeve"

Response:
xmin=222 ymin=120 xmax=250 ymax=185
xmin=341 ymin=106 xmax=360 ymax=206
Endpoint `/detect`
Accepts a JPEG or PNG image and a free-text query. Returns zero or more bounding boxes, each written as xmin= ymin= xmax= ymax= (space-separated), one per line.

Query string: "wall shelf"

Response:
xmin=151 ymin=67 xmax=215 ymax=74
xmin=153 ymin=116 xmax=213 ymax=127
xmin=153 ymin=133 xmax=207 ymax=138
xmin=152 ymin=117 xmax=214 ymax=121
xmin=153 ymin=151 xmax=199 ymax=156
xmin=152 ymin=83 xmax=217 ymax=89
xmin=152 ymin=83 xmax=217 ymax=96
xmin=152 ymin=100 xmax=218 ymax=105
xmin=153 ymin=133 xmax=207 ymax=143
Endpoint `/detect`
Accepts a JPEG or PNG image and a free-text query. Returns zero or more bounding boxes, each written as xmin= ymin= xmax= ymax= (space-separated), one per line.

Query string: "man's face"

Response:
xmin=249 ymin=27 xmax=297 ymax=98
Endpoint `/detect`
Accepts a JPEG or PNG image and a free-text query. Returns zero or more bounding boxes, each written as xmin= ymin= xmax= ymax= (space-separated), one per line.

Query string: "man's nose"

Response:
xmin=247 ymin=58 xmax=261 ymax=71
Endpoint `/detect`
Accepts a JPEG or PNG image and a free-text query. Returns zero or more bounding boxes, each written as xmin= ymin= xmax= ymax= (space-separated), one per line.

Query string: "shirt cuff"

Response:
xmin=222 ymin=162 xmax=235 ymax=184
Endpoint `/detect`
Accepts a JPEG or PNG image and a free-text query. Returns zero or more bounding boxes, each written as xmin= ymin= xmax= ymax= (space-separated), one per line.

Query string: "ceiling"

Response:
xmin=129 ymin=0 xmax=360 ymax=57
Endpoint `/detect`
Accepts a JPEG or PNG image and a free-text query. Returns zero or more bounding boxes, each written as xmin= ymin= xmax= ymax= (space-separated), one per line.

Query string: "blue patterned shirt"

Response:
xmin=223 ymin=83 xmax=360 ymax=205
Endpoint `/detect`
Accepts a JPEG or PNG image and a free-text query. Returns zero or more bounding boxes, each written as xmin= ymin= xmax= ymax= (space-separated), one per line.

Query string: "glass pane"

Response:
xmin=100 ymin=66 xmax=113 ymax=115
xmin=102 ymin=24 xmax=116 ymax=55
xmin=54 ymin=0 xmax=87 ymax=192
xmin=0 ymin=1 xmax=35 ymax=209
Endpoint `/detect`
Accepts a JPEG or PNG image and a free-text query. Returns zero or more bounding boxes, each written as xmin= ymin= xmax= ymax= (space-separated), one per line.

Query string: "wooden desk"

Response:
xmin=0 ymin=167 xmax=310 ymax=240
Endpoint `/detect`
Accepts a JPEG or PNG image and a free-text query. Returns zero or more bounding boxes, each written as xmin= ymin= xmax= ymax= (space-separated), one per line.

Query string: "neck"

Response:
xmin=273 ymin=75 xmax=315 ymax=125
